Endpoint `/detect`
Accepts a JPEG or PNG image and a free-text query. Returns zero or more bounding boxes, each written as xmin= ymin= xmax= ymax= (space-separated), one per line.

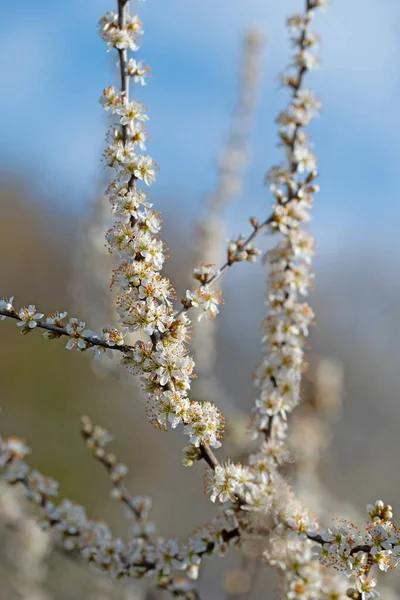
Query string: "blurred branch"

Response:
xmin=191 ymin=30 xmax=264 ymax=382
xmin=0 ymin=482 xmax=52 ymax=600
xmin=81 ymin=416 xmax=150 ymax=524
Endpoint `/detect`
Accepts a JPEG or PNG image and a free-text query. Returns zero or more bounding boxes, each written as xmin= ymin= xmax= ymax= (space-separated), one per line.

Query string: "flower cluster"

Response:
xmin=0 ymin=427 xmax=241 ymax=598
xmin=227 ymin=234 xmax=261 ymax=264
xmin=99 ymin=11 xmax=143 ymax=51
xmin=307 ymin=503 xmax=400 ymax=597
xmin=206 ymin=443 xmax=289 ymax=513
xmin=250 ymin=4 xmax=321 ymax=445
xmin=267 ymin=528 xmax=349 ymax=600
xmin=255 ymin=451 xmax=400 ymax=595
xmin=99 ymin=1 xmax=224 ymax=451
xmin=205 ymin=458 xmax=350 ymax=600
xmin=184 ymin=286 xmax=222 ymax=322
xmin=192 ymin=263 xmax=220 ymax=285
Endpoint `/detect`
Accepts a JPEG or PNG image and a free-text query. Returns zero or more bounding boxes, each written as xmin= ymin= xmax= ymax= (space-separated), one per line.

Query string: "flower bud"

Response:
xmin=250 ymin=217 xmax=259 ymax=229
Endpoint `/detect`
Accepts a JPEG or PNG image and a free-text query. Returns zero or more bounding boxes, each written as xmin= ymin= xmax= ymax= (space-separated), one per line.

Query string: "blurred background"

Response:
xmin=1 ymin=0 xmax=400 ymax=598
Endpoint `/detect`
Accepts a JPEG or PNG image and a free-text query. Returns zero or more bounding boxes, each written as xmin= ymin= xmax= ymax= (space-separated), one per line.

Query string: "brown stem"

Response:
xmin=0 ymin=309 xmax=134 ymax=354
xmin=200 ymin=442 xmax=220 ymax=470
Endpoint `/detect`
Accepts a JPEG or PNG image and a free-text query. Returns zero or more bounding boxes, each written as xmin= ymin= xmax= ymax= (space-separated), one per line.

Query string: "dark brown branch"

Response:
xmin=305 ymin=530 xmax=372 ymax=557
xmin=200 ymin=442 xmax=220 ymax=470
xmin=0 ymin=309 xmax=134 ymax=354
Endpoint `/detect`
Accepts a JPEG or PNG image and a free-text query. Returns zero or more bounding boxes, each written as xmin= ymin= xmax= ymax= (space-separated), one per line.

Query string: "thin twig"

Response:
xmin=80 ymin=425 xmax=142 ymax=520
xmin=0 ymin=309 xmax=133 ymax=353
xmin=175 ymin=215 xmax=273 ymax=323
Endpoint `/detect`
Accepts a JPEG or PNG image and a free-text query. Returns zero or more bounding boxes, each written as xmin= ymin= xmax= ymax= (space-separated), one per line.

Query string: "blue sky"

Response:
xmin=1 ymin=0 xmax=400 ymax=251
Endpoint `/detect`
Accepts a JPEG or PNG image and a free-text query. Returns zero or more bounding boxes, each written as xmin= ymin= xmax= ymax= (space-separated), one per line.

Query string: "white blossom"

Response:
xmin=127 ymin=58 xmax=149 ymax=85
xmin=185 ymin=286 xmax=221 ymax=321
xmin=17 ymin=305 xmax=44 ymax=330
xmin=0 ymin=295 xmax=14 ymax=319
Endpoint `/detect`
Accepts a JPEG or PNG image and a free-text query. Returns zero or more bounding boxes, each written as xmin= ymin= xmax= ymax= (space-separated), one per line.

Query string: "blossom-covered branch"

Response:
xmin=98 ymin=0 xmax=226 ymax=463
xmin=202 ymin=1 xmax=348 ymax=597
xmin=0 ymin=304 xmax=131 ymax=355
xmin=0 ymin=0 xmax=225 ymax=472
xmin=250 ymin=0 xmax=321 ymax=443
xmin=203 ymin=2 xmax=400 ymax=598
xmin=205 ymin=0 xmax=323 ymax=509
xmin=0 ymin=427 xmax=241 ymax=598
